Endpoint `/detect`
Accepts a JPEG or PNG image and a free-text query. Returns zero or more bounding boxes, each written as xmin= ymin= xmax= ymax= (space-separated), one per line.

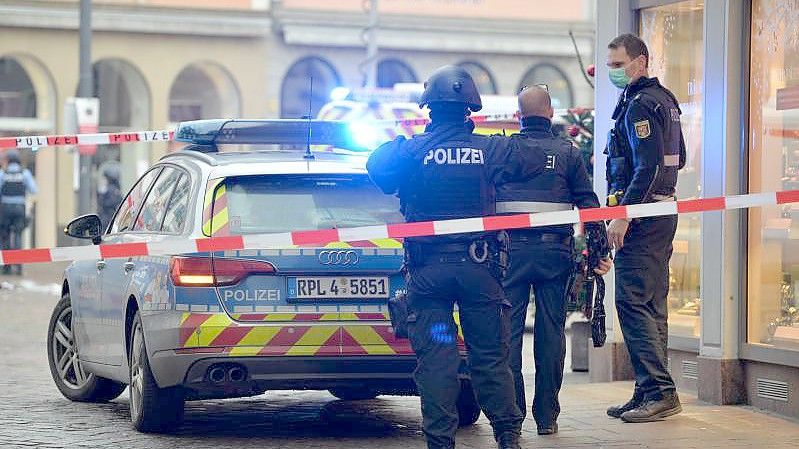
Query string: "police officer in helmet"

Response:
xmin=604 ymin=33 xmax=686 ymax=423
xmin=498 ymin=85 xmax=611 ymax=435
xmin=367 ymin=65 xmax=546 ymax=449
xmin=0 ymin=148 xmax=39 ymax=275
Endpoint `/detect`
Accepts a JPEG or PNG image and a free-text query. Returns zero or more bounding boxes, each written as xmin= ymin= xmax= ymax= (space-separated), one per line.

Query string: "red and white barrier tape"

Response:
xmin=0 ymin=114 xmax=520 ymax=151
xmin=2 ymin=190 xmax=798 ymax=266
xmin=0 ymin=130 xmax=174 ymax=150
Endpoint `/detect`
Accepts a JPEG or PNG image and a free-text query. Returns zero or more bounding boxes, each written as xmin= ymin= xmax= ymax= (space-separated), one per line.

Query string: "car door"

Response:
xmin=104 ymin=166 xmax=189 ymax=366
xmin=97 ymin=167 xmax=162 ymax=364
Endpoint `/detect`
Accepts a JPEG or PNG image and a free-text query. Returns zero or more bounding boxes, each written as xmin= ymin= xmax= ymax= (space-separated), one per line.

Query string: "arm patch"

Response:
xmin=634 ymin=120 xmax=651 ymax=139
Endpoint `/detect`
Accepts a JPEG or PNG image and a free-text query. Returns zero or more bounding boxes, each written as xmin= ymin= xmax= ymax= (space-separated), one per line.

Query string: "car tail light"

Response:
xmin=170 ymin=257 xmax=275 ymax=287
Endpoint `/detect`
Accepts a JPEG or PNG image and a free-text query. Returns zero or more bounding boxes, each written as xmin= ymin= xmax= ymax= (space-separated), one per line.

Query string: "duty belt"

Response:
xmin=650 ymin=194 xmax=676 ymax=202
xmin=509 ymin=230 xmax=573 ymax=246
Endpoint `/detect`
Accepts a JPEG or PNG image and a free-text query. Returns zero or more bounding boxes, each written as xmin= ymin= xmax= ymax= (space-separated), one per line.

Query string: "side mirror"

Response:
xmin=64 ymin=214 xmax=103 ymax=245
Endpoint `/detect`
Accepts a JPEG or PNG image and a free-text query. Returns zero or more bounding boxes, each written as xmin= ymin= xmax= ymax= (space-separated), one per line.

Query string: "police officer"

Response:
xmin=499 ymin=86 xmax=611 ymax=435
xmin=367 ymin=65 xmax=546 ymax=449
xmin=98 ymin=163 xmax=122 ymax=231
xmin=0 ymin=149 xmax=38 ymax=275
xmin=604 ymin=33 xmax=686 ymax=423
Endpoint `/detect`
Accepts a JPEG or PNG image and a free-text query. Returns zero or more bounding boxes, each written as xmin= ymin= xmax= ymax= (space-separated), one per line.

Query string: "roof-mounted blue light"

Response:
xmin=174 ymin=119 xmax=372 ymax=152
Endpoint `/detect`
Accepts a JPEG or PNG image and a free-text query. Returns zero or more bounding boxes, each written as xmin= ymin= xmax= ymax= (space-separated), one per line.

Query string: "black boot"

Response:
xmin=537 ymin=422 xmax=558 ymax=435
xmin=607 ymin=388 xmax=644 ymax=418
xmin=496 ymin=431 xmax=521 ymax=449
xmin=621 ymin=391 xmax=682 ymax=423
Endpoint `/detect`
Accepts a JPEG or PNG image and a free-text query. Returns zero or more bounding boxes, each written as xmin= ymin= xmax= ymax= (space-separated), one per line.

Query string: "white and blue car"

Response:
xmin=46 ymin=120 xmax=478 ymax=432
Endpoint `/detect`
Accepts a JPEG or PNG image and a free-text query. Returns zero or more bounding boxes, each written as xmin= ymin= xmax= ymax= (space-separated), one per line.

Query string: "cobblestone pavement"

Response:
xmin=2 ymin=264 xmax=799 ymax=448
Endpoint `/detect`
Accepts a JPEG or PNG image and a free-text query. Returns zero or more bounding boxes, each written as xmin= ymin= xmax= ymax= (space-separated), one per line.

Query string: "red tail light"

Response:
xmin=170 ymin=257 xmax=276 ymax=287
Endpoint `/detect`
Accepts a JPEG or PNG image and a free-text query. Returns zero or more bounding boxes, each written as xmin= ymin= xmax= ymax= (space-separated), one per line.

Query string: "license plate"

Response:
xmin=287 ymin=276 xmax=389 ymax=299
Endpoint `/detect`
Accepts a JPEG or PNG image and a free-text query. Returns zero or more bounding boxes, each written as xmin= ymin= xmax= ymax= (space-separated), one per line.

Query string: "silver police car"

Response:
xmin=46 ymin=120 xmax=478 ymax=432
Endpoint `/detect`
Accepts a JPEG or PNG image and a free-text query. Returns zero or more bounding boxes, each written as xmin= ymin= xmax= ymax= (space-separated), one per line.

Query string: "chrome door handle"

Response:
xmin=96 ymin=260 xmax=106 ymax=271
xmin=124 ymin=261 xmax=135 ymax=272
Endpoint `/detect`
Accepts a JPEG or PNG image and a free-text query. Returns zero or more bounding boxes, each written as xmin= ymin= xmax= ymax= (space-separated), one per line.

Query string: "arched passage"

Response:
xmin=168 ymin=62 xmax=241 ymax=122
xmin=377 ymin=58 xmax=417 ymax=88
xmin=280 ymin=56 xmax=341 ymax=119
xmin=91 ymin=58 xmax=151 ymax=189
xmin=518 ymin=63 xmax=575 ymax=109
xmin=0 ymin=54 xmax=57 ymax=130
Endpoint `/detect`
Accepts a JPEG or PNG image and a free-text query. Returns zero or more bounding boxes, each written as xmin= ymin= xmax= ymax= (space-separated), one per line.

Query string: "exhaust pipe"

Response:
xmin=228 ymin=366 xmax=246 ymax=382
xmin=208 ymin=366 xmax=226 ymax=383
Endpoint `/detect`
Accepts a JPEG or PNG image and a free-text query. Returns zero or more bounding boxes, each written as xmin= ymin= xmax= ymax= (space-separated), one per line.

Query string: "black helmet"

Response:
xmin=418 ymin=65 xmax=482 ymax=112
xmin=4 ymin=149 xmax=20 ymax=164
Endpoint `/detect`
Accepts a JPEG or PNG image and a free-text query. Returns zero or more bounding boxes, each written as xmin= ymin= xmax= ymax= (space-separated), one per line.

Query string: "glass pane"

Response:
xmin=162 ymin=174 xmax=191 ymax=234
xmin=640 ymin=0 xmax=704 ymax=339
xmin=748 ymin=0 xmax=799 ymax=350
xmin=0 ymin=57 xmax=36 ymax=118
xmin=133 ymin=167 xmax=181 ymax=232
xmin=110 ymin=168 xmax=161 ymax=234
xmin=280 ymin=57 xmax=341 ymax=119
xmin=223 ymin=174 xmax=403 ymax=235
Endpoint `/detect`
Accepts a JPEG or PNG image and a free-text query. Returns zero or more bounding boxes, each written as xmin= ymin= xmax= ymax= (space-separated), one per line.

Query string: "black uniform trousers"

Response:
xmin=503 ymin=232 xmax=573 ymax=427
xmin=406 ymin=249 xmax=523 ymax=449
xmin=0 ymin=203 xmax=27 ymax=274
xmin=614 ymin=215 xmax=678 ymax=399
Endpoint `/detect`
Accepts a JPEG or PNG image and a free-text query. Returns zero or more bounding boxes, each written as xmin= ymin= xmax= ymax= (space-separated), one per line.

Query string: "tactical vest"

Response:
xmin=496 ymin=134 xmax=575 ymax=235
xmin=1 ymin=165 xmax=26 ymax=198
xmin=608 ymin=79 xmax=685 ymax=202
xmin=402 ymin=135 xmax=494 ymax=222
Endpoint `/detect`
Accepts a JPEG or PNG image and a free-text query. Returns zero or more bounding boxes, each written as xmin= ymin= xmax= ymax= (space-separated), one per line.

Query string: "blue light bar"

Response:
xmin=174 ymin=119 xmax=368 ymax=151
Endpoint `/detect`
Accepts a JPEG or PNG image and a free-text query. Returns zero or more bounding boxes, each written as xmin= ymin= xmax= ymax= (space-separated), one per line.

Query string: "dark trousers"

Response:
xmin=614 ymin=215 xmax=678 ymax=399
xmin=407 ymin=255 xmax=523 ymax=449
xmin=503 ymin=233 xmax=572 ymax=426
xmin=0 ymin=203 xmax=26 ymax=274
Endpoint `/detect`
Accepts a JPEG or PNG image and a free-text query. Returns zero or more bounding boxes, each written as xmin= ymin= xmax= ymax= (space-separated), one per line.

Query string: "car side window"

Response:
xmin=161 ymin=173 xmax=191 ymax=234
xmin=109 ymin=168 xmax=162 ymax=234
xmin=133 ymin=167 xmax=182 ymax=232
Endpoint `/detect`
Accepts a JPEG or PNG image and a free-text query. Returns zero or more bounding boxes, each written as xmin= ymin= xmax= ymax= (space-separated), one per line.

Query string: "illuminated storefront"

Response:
xmin=595 ymin=0 xmax=799 ymax=419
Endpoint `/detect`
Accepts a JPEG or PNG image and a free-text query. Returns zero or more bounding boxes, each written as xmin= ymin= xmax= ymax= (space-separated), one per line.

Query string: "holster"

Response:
xmin=388 ymin=291 xmax=411 ymax=339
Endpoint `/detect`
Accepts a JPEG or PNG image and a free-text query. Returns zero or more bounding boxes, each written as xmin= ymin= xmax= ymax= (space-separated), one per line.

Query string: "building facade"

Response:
xmin=0 ymin=0 xmax=595 ymax=248
xmin=592 ymin=0 xmax=799 ymax=420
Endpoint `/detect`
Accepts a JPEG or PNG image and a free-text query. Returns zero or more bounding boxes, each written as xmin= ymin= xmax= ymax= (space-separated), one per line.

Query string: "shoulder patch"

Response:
xmin=634 ymin=120 xmax=651 ymax=139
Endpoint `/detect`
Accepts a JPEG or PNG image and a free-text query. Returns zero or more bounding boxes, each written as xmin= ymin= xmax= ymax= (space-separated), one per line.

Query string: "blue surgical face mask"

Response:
xmin=609 ymin=66 xmax=631 ymax=89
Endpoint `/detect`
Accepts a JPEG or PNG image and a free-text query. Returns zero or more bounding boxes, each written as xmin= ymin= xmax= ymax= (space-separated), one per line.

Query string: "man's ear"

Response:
xmin=548 ymin=107 xmax=555 ymax=119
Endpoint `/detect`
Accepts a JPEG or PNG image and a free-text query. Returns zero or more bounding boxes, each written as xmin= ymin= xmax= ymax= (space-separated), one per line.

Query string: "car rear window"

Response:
xmin=219 ymin=174 xmax=403 ymax=235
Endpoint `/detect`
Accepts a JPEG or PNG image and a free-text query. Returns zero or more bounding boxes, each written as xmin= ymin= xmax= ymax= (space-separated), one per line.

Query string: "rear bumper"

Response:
xmin=150 ymin=352 xmax=469 ymax=399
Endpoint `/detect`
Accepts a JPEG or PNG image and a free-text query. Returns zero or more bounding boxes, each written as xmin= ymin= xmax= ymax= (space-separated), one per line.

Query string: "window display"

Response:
xmin=749 ymin=0 xmax=799 ymax=350
xmin=640 ymin=0 xmax=705 ymax=339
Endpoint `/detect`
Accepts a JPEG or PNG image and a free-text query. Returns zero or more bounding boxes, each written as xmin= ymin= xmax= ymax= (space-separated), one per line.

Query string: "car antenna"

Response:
xmin=303 ymin=76 xmax=315 ymax=160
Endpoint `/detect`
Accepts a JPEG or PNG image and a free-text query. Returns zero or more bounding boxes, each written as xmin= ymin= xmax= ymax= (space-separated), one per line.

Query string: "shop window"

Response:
xmin=639 ymin=0 xmax=705 ymax=340
xmin=456 ymin=61 xmax=498 ymax=95
xmin=281 ymin=56 xmax=341 ymax=119
xmin=377 ymin=59 xmax=417 ymax=88
xmin=748 ymin=0 xmax=799 ymax=350
xmin=518 ymin=63 xmax=574 ymax=109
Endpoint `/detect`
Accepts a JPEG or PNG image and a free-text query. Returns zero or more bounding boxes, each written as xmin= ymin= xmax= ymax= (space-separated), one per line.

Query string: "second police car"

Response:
xmin=46 ymin=119 xmax=482 ymax=432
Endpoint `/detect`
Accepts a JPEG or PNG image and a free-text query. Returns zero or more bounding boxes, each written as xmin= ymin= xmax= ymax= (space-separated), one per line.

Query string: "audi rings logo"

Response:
xmin=318 ymin=250 xmax=360 ymax=265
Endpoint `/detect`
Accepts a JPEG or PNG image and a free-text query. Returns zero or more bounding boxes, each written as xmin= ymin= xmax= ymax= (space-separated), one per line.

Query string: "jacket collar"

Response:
xmin=520 ymin=116 xmax=554 ymax=135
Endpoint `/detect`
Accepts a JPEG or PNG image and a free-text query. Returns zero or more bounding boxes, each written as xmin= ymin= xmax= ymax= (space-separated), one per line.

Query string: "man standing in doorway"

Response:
xmin=499 ymin=85 xmax=611 ymax=435
xmin=0 ymin=149 xmax=38 ymax=275
xmin=604 ymin=33 xmax=686 ymax=423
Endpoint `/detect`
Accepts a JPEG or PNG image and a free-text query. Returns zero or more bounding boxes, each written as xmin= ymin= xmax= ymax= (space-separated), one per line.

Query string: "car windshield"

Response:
xmin=220 ymin=174 xmax=403 ymax=235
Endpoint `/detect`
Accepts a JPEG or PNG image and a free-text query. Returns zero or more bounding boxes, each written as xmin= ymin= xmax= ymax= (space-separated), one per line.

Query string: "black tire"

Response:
xmin=457 ymin=380 xmax=481 ymax=427
xmin=329 ymin=387 xmax=379 ymax=401
xmin=47 ymin=293 xmax=126 ymax=402
xmin=128 ymin=312 xmax=184 ymax=432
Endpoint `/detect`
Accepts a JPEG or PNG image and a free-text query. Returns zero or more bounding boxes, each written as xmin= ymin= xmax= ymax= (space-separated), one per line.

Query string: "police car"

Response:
xmin=46 ymin=119 xmax=480 ymax=432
